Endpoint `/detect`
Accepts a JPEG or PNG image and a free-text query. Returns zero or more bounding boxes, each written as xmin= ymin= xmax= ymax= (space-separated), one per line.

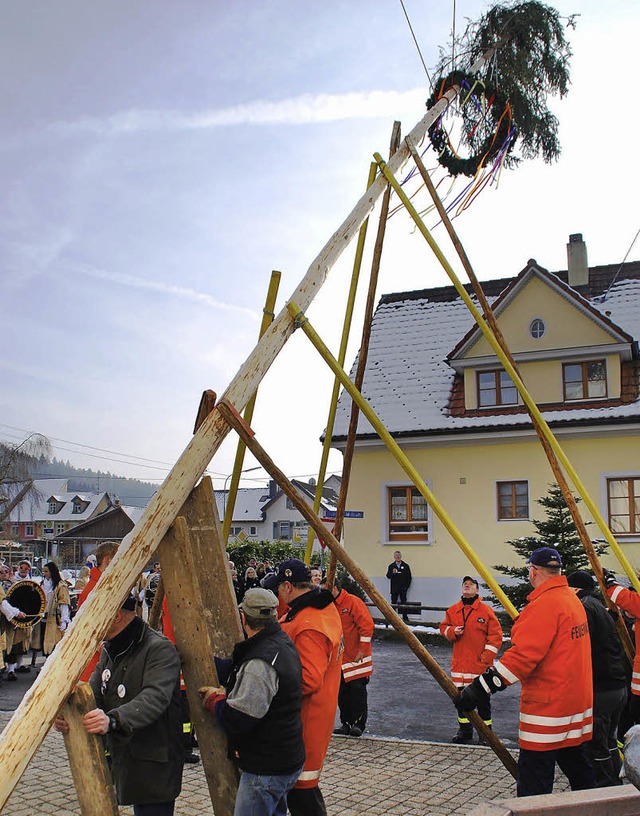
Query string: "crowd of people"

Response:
xmin=6 ymin=542 xmax=640 ymax=812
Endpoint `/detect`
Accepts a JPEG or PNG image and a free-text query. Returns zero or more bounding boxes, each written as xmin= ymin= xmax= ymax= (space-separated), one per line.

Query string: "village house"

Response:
xmin=213 ymin=477 xmax=339 ymax=545
xmin=330 ymin=235 xmax=640 ymax=611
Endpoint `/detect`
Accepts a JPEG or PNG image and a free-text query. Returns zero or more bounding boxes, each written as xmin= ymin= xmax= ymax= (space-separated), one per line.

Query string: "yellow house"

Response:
xmin=330 ymin=235 xmax=640 ymax=612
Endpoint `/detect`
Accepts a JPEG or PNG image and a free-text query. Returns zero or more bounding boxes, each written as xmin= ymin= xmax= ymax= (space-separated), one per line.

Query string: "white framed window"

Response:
xmin=11 ymin=524 xmax=19 ymax=538
xmin=273 ymin=521 xmax=292 ymax=540
xmin=48 ymin=501 xmax=58 ymax=514
xmin=55 ymin=522 xmax=65 ymax=535
xmin=529 ymin=318 xmax=546 ymax=339
xmin=230 ymin=526 xmax=242 ymax=536
xmin=25 ymin=524 xmax=34 ymax=537
xmin=249 ymin=525 xmax=257 ymax=536
xmin=381 ymin=481 xmax=432 ymax=545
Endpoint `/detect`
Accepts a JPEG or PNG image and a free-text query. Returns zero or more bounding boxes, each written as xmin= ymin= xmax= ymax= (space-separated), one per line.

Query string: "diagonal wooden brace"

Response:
xmin=216 ymin=399 xmax=518 ymax=780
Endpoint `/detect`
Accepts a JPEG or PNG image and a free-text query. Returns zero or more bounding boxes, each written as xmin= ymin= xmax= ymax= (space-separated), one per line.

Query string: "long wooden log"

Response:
xmin=405 ymin=137 xmax=635 ymax=662
xmin=160 ymin=479 xmax=242 ymax=816
xmin=62 ymin=683 xmax=119 ymax=816
xmin=0 ymin=50 xmax=497 ymax=807
xmin=217 ymin=399 xmax=518 ymax=780
xmin=326 ymin=121 xmax=401 ymax=588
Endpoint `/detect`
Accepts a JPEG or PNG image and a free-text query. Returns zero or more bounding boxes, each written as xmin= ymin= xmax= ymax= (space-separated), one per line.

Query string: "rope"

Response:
xmin=398 ymin=0 xmax=432 ymax=89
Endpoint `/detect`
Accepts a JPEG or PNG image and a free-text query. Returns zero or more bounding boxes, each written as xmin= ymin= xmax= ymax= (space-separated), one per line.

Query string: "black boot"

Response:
xmin=452 ymin=723 xmax=474 ymax=744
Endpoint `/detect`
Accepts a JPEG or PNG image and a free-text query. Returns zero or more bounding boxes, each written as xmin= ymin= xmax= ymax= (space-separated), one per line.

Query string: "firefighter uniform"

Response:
xmin=280 ymin=588 xmax=342 ymax=816
xmin=457 ymin=549 xmax=596 ymax=798
xmin=333 ymin=587 xmax=374 ymax=735
xmin=440 ymin=594 xmax=502 ymax=740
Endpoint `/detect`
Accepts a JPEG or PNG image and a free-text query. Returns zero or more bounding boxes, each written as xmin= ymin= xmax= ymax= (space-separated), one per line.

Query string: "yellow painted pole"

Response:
xmin=222 ymin=271 xmax=281 ymax=541
xmin=287 ymin=300 xmax=520 ymax=620
xmin=304 ymin=163 xmax=378 ymax=564
xmin=373 ymin=152 xmax=640 ymax=594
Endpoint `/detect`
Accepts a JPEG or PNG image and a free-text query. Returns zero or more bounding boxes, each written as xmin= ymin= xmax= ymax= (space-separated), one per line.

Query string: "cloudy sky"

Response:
xmin=1 ymin=0 xmax=639 ymax=492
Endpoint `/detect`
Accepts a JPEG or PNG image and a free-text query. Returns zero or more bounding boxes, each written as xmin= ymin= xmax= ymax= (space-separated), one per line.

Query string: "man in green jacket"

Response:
xmin=56 ymin=596 xmax=183 ymax=815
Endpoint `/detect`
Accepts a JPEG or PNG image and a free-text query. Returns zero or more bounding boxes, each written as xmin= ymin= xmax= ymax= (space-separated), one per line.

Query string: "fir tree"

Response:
xmin=489 ymin=483 xmax=606 ymax=611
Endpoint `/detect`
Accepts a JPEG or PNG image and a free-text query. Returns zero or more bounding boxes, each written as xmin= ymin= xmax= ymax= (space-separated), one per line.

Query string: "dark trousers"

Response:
xmin=517 ymin=744 xmax=596 ymax=797
xmin=391 ymin=589 xmax=409 ymax=620
xmin=457 ymin=691 xmax=492 ymax=725
xmin=338 ymin=675 xmax=369 ymax=730
xmin=133 ymin=802 xmax=175 ymax=816
xmin=287 ymin=786 xmax=327 ymax=816
xmin=588 ymin=686 xmax=626 ymax=787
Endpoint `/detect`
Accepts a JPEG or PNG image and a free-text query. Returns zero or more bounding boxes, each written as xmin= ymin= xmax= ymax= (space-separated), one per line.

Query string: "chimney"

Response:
xmin=567 ymin=233 xmax=589 ymax=288
xmin=269 ymin=479 xmax=277 ymax=499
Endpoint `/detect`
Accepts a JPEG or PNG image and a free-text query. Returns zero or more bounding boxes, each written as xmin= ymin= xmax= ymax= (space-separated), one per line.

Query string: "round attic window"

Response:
xmin=529 ymin=318 xmax=546 ymax=339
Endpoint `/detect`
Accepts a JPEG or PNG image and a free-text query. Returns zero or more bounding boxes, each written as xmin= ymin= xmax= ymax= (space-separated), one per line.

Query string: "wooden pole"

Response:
xmin=159 ymin=478 xmax=242 ymax=816
xmin=326 ymin=121 xmax=402 ymax=588
xmin=405 ymin=138 xmax=635 ymax=662
xmin=286 ymin=302 xmax=520 ymax=620
xmin=304 ymin=161 xmax=378 ymax=564
xmin=223 ymin=271 xmax=281 ymax=541
xmin=217 ymin=399 xmax=518 ymax=780
xmin=61 ymin=682 xmax=119 ymax=816
xmin=147 ymin=574 xmax=165 ymax=630
xmin=0 ymin=48 xmax=499 ymax=807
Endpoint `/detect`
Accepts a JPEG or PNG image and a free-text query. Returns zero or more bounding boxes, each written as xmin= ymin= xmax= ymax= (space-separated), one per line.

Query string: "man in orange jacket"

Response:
xmin=456 ymin=547 xmax=595 ymax=797
xmin=77 ymin=541 xmax=118 ymax=683
xmin=328 ymin=580 xmax=374 ymax=738
xmin=264 ymin=559 xmax=342 ymax=816
xmin=440 ymin=576 xmax=503 ymax=744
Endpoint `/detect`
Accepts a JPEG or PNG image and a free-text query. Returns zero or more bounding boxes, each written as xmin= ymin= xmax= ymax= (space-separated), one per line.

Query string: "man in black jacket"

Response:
xmin=567 ymin=570 xmax=627 ymax=787
xmin=55 ymin=596 xmax=184 ymax=815
xmin=386 ymin=550 xmax=412 ymax=622
xmin=201 ymin=588 xmax=305 ymax=816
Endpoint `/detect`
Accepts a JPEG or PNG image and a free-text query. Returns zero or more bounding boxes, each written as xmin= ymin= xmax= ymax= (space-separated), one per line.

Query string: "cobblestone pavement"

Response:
xmin=0 ymin=709 xmax=532 ymax=816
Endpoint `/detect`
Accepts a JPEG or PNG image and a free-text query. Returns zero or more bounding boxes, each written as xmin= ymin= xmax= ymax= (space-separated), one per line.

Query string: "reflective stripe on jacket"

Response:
xmin=439 ymin=597 xmax=502 ymax=687
xmin=281 ymin=592 xmax=343 ymax=789
xmin=334 ymin=588 xmax=374 ymax=682
xmin=608 ymin=584 xmax=640 ymax=695
xmin=494 ymin=575 xmax=593 ymax=752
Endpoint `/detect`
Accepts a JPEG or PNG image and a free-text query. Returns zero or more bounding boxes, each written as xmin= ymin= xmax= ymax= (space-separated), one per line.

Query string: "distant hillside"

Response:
xmin=34 ymin=458 xmax=158 ymax=507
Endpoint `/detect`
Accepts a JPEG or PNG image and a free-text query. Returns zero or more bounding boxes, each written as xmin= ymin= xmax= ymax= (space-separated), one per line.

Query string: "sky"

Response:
xmin=1 ymin=0 xmax=639 ymax=494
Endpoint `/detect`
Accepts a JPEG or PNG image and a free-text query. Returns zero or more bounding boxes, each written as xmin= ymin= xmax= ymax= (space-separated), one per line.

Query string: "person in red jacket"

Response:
xmin=440 ymin=576 xmax=503 ymax=744
xmin=603 ymin=568 xmax=640 ymax=726
xmin=328 ymin=580 xmax=374 ymax=738
xmin=456 ymin=547 xmax=595 ymax=797
xmin=263 ymin=559 xmax=342 ymax=816
xmin=77 ymin=541 xmax=118 ymax=683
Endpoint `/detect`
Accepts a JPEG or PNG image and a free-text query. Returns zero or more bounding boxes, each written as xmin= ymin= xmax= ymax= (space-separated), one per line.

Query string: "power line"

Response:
xmin=398 ymin=0 xmax=432 ymax=88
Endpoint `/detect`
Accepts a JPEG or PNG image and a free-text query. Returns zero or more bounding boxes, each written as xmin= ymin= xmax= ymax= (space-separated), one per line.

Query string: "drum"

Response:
xmin=5 ymin=580 xmax=47 ymax=628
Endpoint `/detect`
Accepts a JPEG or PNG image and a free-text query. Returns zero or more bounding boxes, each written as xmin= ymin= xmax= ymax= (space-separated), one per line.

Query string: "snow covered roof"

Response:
xmin=331 ymin=261 xmax=640 ymax=440
xmin=214 ymin=488 xmax=266 ymax=523
xmin=9 ymin=486 xmax=111 ymax=522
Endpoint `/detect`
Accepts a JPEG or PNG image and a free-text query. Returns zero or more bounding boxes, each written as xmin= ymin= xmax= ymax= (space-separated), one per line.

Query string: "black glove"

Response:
xmin=454 ymin=667 xmax=506 ymax=714
xmin=455 ymin=678 xmax=486 ymax=714
xmin=603 ymin=569 xmax=618 ymax=589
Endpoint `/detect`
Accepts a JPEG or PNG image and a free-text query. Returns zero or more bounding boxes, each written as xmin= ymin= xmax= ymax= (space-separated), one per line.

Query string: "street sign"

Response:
xmin=322 ymin=510 xmax=364 ymax=519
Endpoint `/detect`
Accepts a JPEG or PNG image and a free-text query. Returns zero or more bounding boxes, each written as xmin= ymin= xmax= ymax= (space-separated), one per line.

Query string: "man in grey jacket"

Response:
xmin=56 ymin=596 xmax=183 ymax=816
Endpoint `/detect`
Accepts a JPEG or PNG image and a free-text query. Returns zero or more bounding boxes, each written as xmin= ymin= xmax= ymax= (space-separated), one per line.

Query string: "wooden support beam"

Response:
xmin=326 ymin=121 xmax=402 ymax=587
xmin=62 ymin=683 xmax=119 ymax=816
xmin=0 ymin=47 xmax=498 ymax=807
xmin=159 ymin=477 xmax=242 ymax=816
xmin=405 ymin=137 xmax=635 ymax=663
xmin=217 ymin=399 xmax=518 ymax=780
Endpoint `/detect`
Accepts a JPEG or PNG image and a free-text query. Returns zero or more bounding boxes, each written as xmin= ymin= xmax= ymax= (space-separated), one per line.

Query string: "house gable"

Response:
xmin=451 ymin=264 xmax=634 ymax=365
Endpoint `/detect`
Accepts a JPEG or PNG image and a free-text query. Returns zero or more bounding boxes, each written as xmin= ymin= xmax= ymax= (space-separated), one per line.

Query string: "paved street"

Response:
xmin=0 ymin=632 xmax=536 ymax=815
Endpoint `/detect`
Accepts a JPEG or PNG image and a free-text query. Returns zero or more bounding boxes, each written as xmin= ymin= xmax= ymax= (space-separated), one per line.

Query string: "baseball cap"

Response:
xmin=566 ymin=570 xmax=595 ymax=591
xmin=240 ymin=588 xmax=278 ymax=620
xmin=462 ymin=576 xmax=479 ymax=587
xmin=526 ymin=547 xmax=563 ymax=568
xmin=262 ymin=558 xmax=312 ymax=591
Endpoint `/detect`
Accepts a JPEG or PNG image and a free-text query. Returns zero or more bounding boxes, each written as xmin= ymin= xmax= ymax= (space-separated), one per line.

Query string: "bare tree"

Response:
xmin=0 ymin=434 xmax=53 ymax=524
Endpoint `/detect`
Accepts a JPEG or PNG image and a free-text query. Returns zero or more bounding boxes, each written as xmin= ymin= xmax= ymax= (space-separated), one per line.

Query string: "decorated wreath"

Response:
xmin=426 ymin=70 xmax=516 ymax=178
xmin=425 ymin=1 xmax=573 ymax=178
